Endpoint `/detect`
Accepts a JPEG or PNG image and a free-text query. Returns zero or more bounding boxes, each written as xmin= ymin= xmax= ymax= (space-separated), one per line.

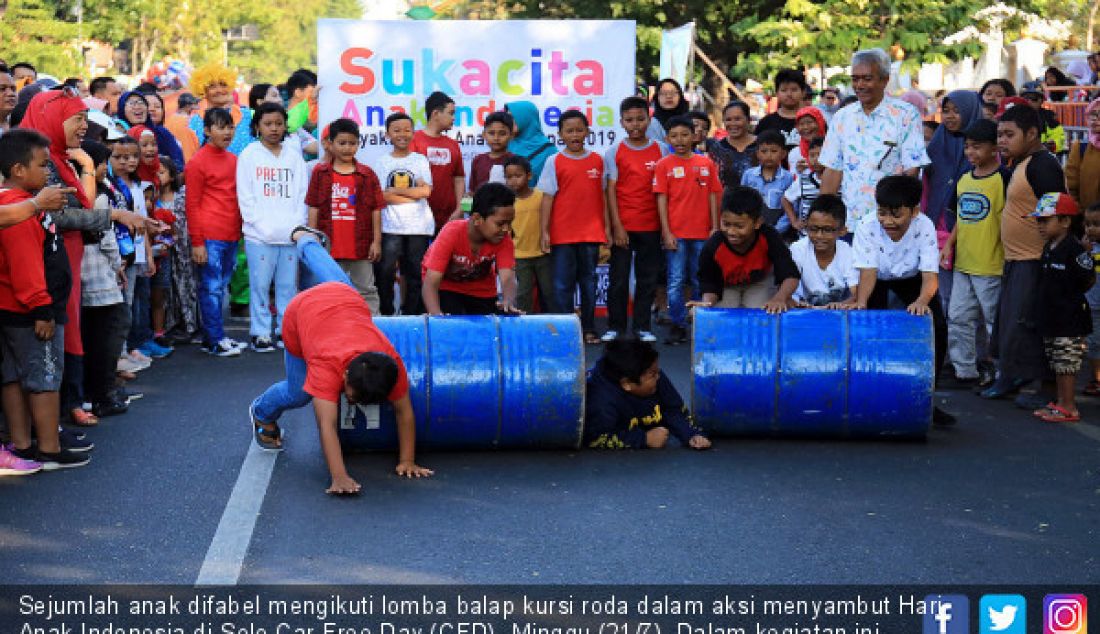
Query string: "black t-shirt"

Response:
xmin=698 ymin=224 xmax=799 ymax=297
xmin=1036 ymin=235 xmax=1094 ymax=337
xmin=754 ymin=112 xmax=800 ymax=150
xmin=1023 ymin=150 xmax=1067 ymax=200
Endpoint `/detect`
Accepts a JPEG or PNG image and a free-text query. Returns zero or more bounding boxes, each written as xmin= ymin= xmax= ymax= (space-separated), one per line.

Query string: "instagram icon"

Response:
xmin=1045 ymin=595 xmax=1088 ymax=634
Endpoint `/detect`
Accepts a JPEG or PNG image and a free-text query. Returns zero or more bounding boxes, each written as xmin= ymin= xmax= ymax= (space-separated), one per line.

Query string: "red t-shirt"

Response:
xmin=469 ymin=151 xmax=513 ymax=195
xmin=652 ymin=153 xmax=722 ymax=240
xmin=607 ymin=140 xmax=663 ymax=232
xmin=329 ymin=171 xmax=358 ymax=260
xmin=411 ymin=130 xmax=465 ymax=229
xmin=282 ymin=282 xmax=409 ymax=402
xmin=543 ymin=152 xmax=606 ymax=245
xmin=422 ymin=219 xmax=516 ymax=298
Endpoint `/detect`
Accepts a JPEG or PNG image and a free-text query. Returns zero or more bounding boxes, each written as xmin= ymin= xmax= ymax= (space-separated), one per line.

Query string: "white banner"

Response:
xmin=317 ymin=19 xmax=637 ymax=171
xmin=659 ymin=23 xmax=694 ymax=87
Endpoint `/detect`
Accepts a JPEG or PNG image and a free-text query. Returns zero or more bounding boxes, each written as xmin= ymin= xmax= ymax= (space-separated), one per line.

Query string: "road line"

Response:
xmin=1068 ymin=421 xmax=1100 ymax=444
xmin=196 ymin=439 xmax=279 ymax=585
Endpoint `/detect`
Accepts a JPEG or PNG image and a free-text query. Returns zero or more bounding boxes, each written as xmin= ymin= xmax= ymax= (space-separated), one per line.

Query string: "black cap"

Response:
xmin=177 ymin=92 xmax=200 ymax=108
xmin=964 ymin=118 xmax=998 ymax=144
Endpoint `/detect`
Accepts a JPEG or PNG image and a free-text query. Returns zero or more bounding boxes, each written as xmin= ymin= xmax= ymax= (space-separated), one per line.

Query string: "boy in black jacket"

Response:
xmin=1032 ymin=193 xmax=1093 ymax=423
xmin=584 ymin=336 xmax=711 ymax=450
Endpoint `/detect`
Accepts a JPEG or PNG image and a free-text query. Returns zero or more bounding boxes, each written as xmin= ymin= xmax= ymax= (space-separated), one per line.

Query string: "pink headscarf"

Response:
xmin=1088 ymin=99 xmax=1100 ymax=149
xmin=900 ymin=90 xmax=928 ymax=116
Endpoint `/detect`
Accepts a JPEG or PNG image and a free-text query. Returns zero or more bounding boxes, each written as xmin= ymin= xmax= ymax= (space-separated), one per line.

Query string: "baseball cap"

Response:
xmin=177 ymin=92 xmax=200 ymax=108
xmin=996 ymin=96 xmax=1030 ymax=118
xmin=87 ymin=109 xmax=126 ymax=141
xmin=1031 ymin=192 xmax=1079 ymax=217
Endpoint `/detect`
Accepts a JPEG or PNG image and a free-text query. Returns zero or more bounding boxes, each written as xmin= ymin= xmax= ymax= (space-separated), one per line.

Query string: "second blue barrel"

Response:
xmin=338 ymin=314 xmax=585 ymax=450
xmin=691 ymin=308 xmax=933 ymax=437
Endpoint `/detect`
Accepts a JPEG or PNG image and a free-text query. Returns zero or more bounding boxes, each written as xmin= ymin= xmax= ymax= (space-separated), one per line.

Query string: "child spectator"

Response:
xmin=782 ymin=137 xmax=825 ymax=235
xmin=693 ymin=186 xmax=800 ymax=313
xmin=185 ymin=107 xmax=243 ymax=357
xmin=940 ymin=119 xmax=1009 ymax=387
xmin=237 ymin=102 xmax=310 ymax=352
xmin=603 ymin=96 xmax=666 ymax=342
xmin=503 ymin=156 xmax=551 ymax=314
xmin=422 ymin=183 xmax=518 ymax=315
xmin=688 ymin=111 xmax=711 ymax=154
xmin=787 ymin=106 xmax=827 ymax=172
xmin=0 ymin=129 xmax=88 ymax=469
xmin=375 ymin=112 xmax=433 ymax=316
xmin=981 ymin=101 xmax=998 ymax=120
xmin=81 ymin=140 xmax=130 ymax=419
xmin=789 ymin=194 xmax=858 ymax=307
xmin=922 ymin=121 xmax=940 ymax=146
xmin=584 ymin=336 xmax=710 ymax=450
xmin=127 ymin=126 xmax=172 ymax=359
xmin=1031 ymin=193 xmax=1092 ymax=423
xmin=306 ymin=119 xmax=384 ymax=314
xmin=1083 ymin=203 xmax=1100 ymax=396
xmin=654 ymin=115 xmax=721 ymax=345
xmin=411 ymin=91 xmax=464 ymax=233
xmin=161 ymin=155 xmax=200 ymax=344
xmin=755 ymin=69 xmax=808 ymax=152
xmin=468 ymin=111 xmax=514 ymax=194
xmin=741 ymin=129 xmax=795 ymax=233
xmin=853 ymin=175 xmax=954 ymax=426
xmin=981 ymin=104 xmax=1066 ymax=401
xmin=538 ymin=110 xmax=609 ymax=344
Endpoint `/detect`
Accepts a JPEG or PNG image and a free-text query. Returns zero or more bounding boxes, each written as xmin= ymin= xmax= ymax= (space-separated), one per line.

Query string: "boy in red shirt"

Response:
xmin=307 ymin=118 xmax=384 ymax=313
xmin=0 ymin=129 xmax=88 ymax=470
xmin=654 ymin=115 xmax=722 ymax=344
xmin=184 ymin=108 xmax=242 ymax=357
xmin=422 ymin=182 xmax=519 ymax=315
xmin=411 ymin=91 xmax=465 ymax=233
xmin=468 ymin=111 xmax=514 ymax=194
xmin=250 ymin=226 xmax=433 ymax=495
xmin=603 ymin=96 xmax=666 ymax=343
xmin=539 ymin=110 xmax=610 ymax=343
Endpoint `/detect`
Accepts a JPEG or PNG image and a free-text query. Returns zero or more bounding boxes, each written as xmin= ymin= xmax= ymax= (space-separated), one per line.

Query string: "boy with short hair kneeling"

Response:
xmin=584 ymin=336 xmax=710 ymax=450
xmin=693 ymin=186 xmax=800 ymax=314
xmin=853 ymin=175 xmax=955 ymax=426
xmin=789 ymin=194 xmax=859 ymax=308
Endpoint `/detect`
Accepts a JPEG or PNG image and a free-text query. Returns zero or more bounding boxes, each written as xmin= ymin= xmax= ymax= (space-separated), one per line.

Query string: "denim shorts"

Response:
xmin=0 ymin=324 xmax=65 ymax=392
xmin=151 ymin=256 xmax=172 ymax=289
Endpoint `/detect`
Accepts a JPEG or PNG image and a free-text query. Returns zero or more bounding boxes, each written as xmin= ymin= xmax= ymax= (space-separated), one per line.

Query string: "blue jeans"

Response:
xmin=552 ymin=242 xmax=599 ymax=333
xmin=198 ymin=239 xmax=238 ymax=345
xmin=244 ymin=241 xmax=299 ymax=338
xmin=253 ymin=234 xmax=354 ymax=422
xmin=666 ymin=238 xmax=705 ymax=327
xmin=128 ymin=275 xmax=151 ymax=348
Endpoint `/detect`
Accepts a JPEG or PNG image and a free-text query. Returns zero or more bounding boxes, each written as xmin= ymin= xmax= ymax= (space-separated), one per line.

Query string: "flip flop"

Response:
xmin=1037 ymin=403 xmax=1081 ymax=423
xmin=1032 ymin=402 xmax=1059 ymax=418
xmin=250 ymin=402 xmax=284 ymax=451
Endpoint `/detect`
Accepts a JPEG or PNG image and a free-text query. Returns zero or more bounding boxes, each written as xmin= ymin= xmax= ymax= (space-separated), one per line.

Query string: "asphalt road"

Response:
xmin=1 ymin=318 xmax=1098 ymax=585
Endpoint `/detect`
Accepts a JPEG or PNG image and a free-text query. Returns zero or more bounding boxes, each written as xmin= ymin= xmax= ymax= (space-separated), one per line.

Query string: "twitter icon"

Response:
xmin=981 ymin=595 xmax=1026 ymax=634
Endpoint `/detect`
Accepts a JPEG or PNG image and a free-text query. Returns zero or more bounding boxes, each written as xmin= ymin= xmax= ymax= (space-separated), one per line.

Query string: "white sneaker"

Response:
xmin=128 ymin=350 xmax=153 ymax=367
xmin=229 ymin=339 xmax=247 ymax=350
xmin=637 ymin=330 xmax=658 ymax=343
xmin=205 ymin=338 xmax=242 ymax=357
xmin=600 ymin=330 xmax=619 ymax=342
xmin=117 ymin=357 xmax=145 ymax=373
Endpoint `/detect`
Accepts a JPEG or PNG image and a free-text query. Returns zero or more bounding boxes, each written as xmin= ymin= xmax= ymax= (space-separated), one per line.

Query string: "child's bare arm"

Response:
xmin=657 ymin=193 xmax=676 ymax=249
xmin=498 ymin=268 xmax=521 ymax=313
xmin=708 ymin=191 xmax=719 ymax=233
xmin=763 ymin=277 xmax=800 ymax=314
xmin=312 ymin=397 xmax=361 ymax=494
xmin=388 ymin=179 xmax=432 ymax=200
xmin=854 ymin=268 xmax=878 ymax=309
xmin=307 ymin=206 xmax=319 ymax=228
xmin=539 ymin=192 xmax=554 ymax=253
xmin=781 ymin=197 xmax=800 ymax=231
xmin=422 ymin=269 xmax=445 ymax=315
xmin=606 ymin=179 xmax=628 ymax=247
xmin=393 ymin=394 xmax=433 ymax=477
xmin=907 ymin=270 xmax=939 ymax=315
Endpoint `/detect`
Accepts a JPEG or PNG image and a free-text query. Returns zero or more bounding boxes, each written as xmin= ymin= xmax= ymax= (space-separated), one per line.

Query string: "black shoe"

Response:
xmin=59 ymin=428 xmax=93 ymax=453
xmin=92 ymin=399 xmax=129 ymax=418
xmin=115 ymin=386 xmax=144 ymax=402
xmin=664 ymin=325 xmax=688 ymax=345
xmin=979 ymin=378 xmax=1025 ymax=399
xmin=290 ymin=224 xmax=330 ymax=249
xmin=977 ymin=367 xmax=996 ymax=389
xmin=229 ymin=303 xmax=249 ymax=319
xmin=932 ymin=406 xmax=957 ymax=427
xmin=36 ymin=449 xmax=90 ymax=470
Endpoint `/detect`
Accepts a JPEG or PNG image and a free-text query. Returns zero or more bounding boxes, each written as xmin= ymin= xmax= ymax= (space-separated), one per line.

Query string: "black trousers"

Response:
xmin=867 ymin=275 xmax=947 ymax=381
xmin=438 ymin=290 xmax=498 ymax=315
xmin=82 ymin=303 xmax=130 ymax=404
xmin=607 ymin=231 xmax=662 ymax=333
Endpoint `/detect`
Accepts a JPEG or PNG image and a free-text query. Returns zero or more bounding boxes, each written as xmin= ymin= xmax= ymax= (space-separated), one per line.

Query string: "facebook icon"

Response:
xmin=923 ymin=595 xmax=971 ymax=634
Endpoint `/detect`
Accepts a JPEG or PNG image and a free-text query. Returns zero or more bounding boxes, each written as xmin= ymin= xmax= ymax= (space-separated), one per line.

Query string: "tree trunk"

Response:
xmin=1089 ymin=0 xmax=1100 ymax=52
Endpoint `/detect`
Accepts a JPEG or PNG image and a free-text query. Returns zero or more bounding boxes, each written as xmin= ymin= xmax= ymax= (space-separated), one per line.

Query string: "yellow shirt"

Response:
xmin=954 ymin=168 xmax=1008 ymax=276
xmin=513 ymin=189 xmax=545 ymax=259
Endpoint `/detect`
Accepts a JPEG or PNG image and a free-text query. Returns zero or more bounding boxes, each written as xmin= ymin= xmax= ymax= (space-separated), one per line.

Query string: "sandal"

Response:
xmin=250 ymin=403 xmax=283 ymax=451
xmin=584 ymin=332 xmax=601 ymax=345
xmin=1036 ymin=403 xmax=1081 ymax=423
xmin=1084 ymin=380 xmax=1100 ymax=396
xmin=70 ymin=408 xmax=99 ymax=427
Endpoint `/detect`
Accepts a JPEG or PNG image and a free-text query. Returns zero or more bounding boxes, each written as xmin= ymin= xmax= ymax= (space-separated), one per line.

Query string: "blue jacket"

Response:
xmin=583 ymin=359 xmax=704 ymax=449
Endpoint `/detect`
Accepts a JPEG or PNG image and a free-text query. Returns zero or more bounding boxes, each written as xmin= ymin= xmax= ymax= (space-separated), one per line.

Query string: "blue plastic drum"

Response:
xmin=691 ymin=308 xmax=933 ymax=437
xmin=338 ymin=314 xmax=585 ymax=450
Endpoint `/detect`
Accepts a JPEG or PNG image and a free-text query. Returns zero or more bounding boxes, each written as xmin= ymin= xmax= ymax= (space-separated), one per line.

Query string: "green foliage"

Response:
xmin=0 ymin=0 xmax=82 ymax=76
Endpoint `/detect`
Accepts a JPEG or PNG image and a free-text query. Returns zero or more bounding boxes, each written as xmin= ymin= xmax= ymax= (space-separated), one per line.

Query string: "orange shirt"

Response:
xmin=653 ymin=153 xmax=722 ymax=240
xmin=539 ymin=151 xmax=606 ymax=245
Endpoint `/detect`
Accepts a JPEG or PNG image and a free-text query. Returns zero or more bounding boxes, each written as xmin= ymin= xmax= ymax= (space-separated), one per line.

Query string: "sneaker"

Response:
xmin=228 ymin=338 xmax=247 ymax=350
xmin=59 ymin=428 xmax=94 ymax=453
xmin=138 ymin=339 xmax=173 ymax=359
xmin=117 ymin=357 xmax=145 ymax=374
xmin=114 ymin=386 xmax=144 ymax=402
xmin=251 ymin=336 xmax=276 ymax=353
xmin=128 ymin=349 xmax=154 ymax=366
xmin=600 ymin=330 xmax=619 ymax=343
xmin=0 ymin=446 xmax=42 ymax=476
xmin=636 ymin=330 xmax=658 ymax=343
xmin=274 ymin=334 xmax=285 ymax=349
xmin=92 ymin=398 xmax=129 ymax=418
xmin=664 ymin=325 xmax=688 ymax=345
xmin=205 ymin=338 xmax=242 ymax=357
xmin=36 ymin=449 xmax=90 ymax=470
xmin=290 ymin=224 xmax=330 ymax=249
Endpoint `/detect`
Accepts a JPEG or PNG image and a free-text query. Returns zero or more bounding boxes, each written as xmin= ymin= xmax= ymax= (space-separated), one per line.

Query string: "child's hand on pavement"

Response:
xmin=326 ymin=474 xmax=362 ymax=495
xmin=688 ymin=435 xmax=712 ymax=450
xmin=395 ymin=461 xmax=434 ymax=478
xmin=645 ymin=426 xmax=669 ymax=448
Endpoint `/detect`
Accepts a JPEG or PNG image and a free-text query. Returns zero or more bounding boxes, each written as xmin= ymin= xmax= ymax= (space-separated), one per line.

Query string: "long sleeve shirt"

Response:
xmin=185 ymin=144 xmax=241 ymax=244
xmin=583 ymin=360 xmax=704 ymax=449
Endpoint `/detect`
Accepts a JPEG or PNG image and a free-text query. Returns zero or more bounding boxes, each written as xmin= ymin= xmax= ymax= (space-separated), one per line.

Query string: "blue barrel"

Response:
xmin=691 ymin=308 xmax=933 ymax=438
xmin=338 ymin=314 xmax=585 ymax=450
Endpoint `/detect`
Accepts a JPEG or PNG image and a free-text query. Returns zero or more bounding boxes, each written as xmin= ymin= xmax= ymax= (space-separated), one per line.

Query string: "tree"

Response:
xmin=0 ymin=0 xmax=82 ymax=76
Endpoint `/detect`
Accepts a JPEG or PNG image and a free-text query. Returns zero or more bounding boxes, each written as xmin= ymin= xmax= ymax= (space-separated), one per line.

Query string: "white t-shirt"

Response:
xmin=790 ymin=237 xmax=859 ymax=306
xmin=375 ymin=152 xmax=434 ymax=235
xmin=852 ymin=212 xmax=938 ymax=280
xmin=127 ymin=180 xmax=149 ymax=266
xmin=783 ymin=168 xmax=821 ymax=231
